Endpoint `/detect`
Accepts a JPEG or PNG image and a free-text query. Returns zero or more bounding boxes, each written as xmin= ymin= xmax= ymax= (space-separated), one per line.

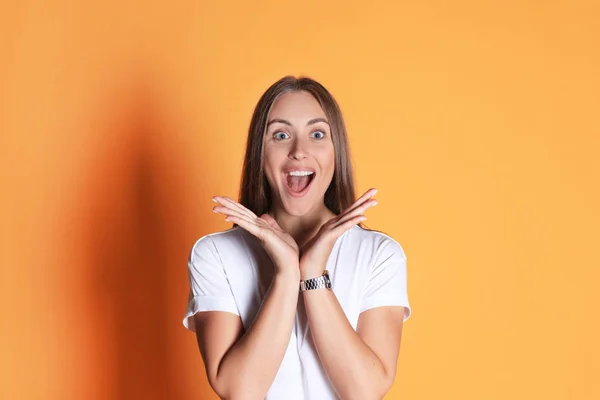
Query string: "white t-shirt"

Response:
xmin=183 ymin=225 xmax=411 ymax=400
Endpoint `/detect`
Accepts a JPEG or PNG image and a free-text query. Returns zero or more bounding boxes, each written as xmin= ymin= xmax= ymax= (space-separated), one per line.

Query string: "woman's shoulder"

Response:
xmin=346 ymin=225 xmax=407 ymax=259
xmin=188 ymin=226 xmax=248 ymax=257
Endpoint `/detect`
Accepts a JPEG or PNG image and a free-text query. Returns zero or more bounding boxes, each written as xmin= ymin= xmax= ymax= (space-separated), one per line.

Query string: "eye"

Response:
xmin=311 ymin=130 xmax=326 ymax=139
xmin=273 ymin=131 xmax=290 ymax=140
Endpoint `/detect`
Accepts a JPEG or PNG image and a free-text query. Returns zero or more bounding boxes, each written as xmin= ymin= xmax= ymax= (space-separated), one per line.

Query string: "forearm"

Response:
xmin=216 ymin=269 xmax=299 ymax=399
xmin=303 ymin=289 xmax=390 ymax=400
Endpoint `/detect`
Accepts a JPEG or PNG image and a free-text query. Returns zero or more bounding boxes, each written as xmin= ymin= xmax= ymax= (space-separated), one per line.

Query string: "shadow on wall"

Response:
xmin=80 ymin=77 xmax=216 ymax=399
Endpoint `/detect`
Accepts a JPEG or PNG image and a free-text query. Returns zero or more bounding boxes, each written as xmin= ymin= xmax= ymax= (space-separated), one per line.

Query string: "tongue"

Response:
xmin=287 ymin=175 xmax=311 ymax=193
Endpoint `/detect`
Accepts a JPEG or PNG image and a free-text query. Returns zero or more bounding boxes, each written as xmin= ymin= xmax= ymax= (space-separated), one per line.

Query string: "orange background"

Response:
xmin=1 ymin=1 xmax=599 ymax=399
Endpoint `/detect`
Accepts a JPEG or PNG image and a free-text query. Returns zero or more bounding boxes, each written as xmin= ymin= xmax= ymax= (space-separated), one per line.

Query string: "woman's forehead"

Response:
xmin=268 ymin=91 xmax=327 ymax=124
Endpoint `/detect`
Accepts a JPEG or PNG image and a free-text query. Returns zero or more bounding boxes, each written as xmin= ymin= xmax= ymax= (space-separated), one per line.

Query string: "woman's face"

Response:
xmin=263 ymin=90 xmax=335 ymax=216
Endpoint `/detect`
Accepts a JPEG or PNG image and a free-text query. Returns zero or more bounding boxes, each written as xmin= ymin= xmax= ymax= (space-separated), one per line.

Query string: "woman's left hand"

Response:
xmin=299 ymin=188 xmax=379 ymax=279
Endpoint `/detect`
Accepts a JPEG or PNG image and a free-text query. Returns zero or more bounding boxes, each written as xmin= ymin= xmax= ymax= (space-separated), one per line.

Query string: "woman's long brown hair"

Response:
xmin=238 ymin=75 xmax=364 ymax=226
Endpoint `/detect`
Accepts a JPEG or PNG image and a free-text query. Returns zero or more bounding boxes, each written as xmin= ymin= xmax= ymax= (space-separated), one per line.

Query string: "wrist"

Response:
xmin=275 ymin=266 xmax=300 ymax=282
xmin=299 ymin=264 xmax=326 ymax=281
xmin=299 ymin=269 xmax=331 ymax=291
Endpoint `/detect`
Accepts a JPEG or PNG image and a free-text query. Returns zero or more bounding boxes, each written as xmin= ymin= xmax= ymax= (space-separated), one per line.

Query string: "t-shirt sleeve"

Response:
xmin=182 ymin=236 xmax=240 ymax=332
xmin=359 ymin=237 xmax=412 ymax=322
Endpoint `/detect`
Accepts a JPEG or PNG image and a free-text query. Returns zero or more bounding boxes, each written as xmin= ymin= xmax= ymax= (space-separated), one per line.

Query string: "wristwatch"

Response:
xmin=299 ymin=270 xmax=332 ymax=291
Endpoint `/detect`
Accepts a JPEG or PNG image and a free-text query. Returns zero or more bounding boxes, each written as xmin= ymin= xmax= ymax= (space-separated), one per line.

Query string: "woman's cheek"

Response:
xmin=264 ymin=168 xmax=278 ymax=191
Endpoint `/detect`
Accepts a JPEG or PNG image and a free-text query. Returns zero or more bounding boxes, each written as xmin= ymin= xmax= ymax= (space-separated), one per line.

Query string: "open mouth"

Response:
xmin=284 ymin=170 xmax=316 ymax=197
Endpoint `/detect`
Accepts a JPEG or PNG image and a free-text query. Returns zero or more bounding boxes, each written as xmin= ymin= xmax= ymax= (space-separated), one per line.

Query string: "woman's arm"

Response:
xmin=194 ymin=268 xmax=299 ymax=400
xmin=302 ymin=288 xmax=405 ymax=400
xmin=297 ymin=188 xmax=407 ymax=399
xmin=198 ymin=196 xmax=303 ymax=400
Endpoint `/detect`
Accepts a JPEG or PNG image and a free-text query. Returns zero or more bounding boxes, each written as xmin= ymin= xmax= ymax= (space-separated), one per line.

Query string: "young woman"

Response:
xmin=183 ymin=76 xmax=411 ymax=400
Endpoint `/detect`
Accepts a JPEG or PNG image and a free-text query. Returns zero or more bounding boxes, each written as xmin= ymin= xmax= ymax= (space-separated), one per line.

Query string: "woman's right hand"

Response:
xmin=212 ymin=196 xmax=300 ymax=275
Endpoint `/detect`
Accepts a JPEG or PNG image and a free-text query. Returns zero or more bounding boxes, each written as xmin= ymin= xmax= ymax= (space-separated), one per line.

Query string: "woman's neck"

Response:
xmin=269 ymin=203 xmax=336 ymax=250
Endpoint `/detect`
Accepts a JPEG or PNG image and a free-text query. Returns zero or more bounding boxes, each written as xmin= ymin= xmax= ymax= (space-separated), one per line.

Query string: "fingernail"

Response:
xmin=225 ymin=217 xmax=230 ymax=222
xmin=372 ymin=201 xmax=378 ymax=206
xmin=212 ymin=197 xmax=218 ymax=203
xmin=212 ymin=208 xmax=219 ymax=213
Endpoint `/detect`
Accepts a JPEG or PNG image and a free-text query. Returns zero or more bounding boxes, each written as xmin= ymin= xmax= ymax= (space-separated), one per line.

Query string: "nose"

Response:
xmin=288 ymin=139 xmax=308 ymax=161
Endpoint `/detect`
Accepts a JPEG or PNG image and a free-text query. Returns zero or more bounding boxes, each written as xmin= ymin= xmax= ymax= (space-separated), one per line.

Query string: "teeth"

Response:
xmin=288 ymin=170 xmax=314 ymax=177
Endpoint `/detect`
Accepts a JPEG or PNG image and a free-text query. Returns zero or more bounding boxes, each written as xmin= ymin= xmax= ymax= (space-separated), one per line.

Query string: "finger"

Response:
xmin=224 ymin=215 xmax=263 ymax=238
xmin=339 ymin=188 xmax=378 ymax=218
xmin=213 ymin=196 xmax=257 ymax=218
xmin=213 ymin=196 xmax=258 ymax=219
xmin=214 ymin=205 xmax=255 ymax=225
xmin=333 ymin=198 xmax=377 ymax=228
xmin=331 ymin=214 xmax=368 ymax=235
xmin=350 ymin=188 xmax=377 ymax=210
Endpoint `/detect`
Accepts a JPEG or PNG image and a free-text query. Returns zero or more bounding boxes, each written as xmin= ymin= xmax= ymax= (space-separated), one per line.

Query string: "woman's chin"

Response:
xmin=275 ymin=180 xmax=327 ymax=216
xmin=279 ymin=192 xmax=317 ymax=216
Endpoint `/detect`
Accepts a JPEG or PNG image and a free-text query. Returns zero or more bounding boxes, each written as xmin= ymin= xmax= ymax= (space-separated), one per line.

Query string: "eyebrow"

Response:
xmin=267 ymin=117 xmax=330 ymax=127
